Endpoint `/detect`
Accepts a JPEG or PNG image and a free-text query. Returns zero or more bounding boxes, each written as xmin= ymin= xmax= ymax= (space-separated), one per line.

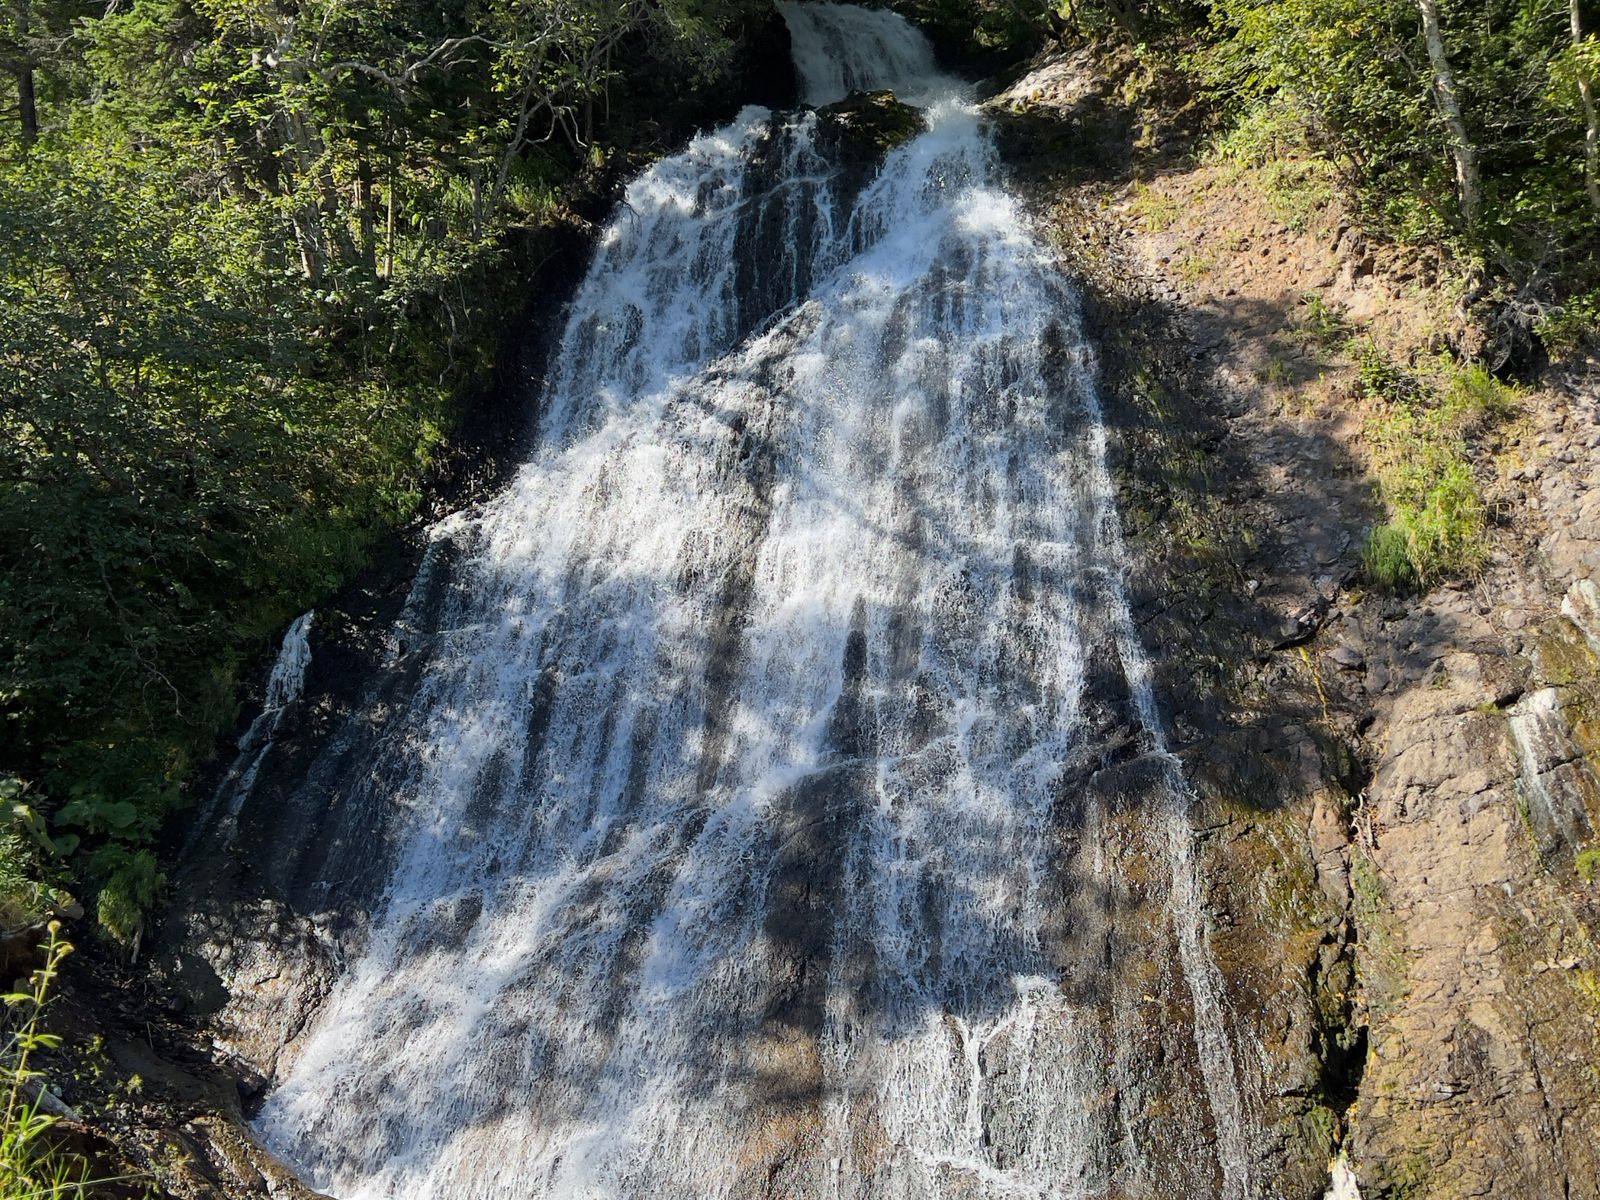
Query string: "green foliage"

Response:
xmin=89 ymin=848 xmax=163 ymax=950
xmin=1535 ymin=286 xmax=1600 ymax=356
xmin=1200 ymin=0 xmax=1600 ymax=304
xmin=0 ymin=142 xmax=450 ymax=941
xmin=1577 ymin=845 xmax=1600 ymax=883
xmin=1363 ymin=523 xmax=1417 ymax=591
xmin=1359 ymin=350 xmax=1517 ymax=591
xmin=895 ymin=0 xmax=1047 ymax=56
xmin=1207 ymin=94 xmax=1313 ymax=167
xmin=1294 ymin=292 xmax=1352 ymax=351
xmin=0 ymin=779 xmax=79 ymax=931
xmin=1255 ymin=157 xmax=1335 ymax=230
xmin=1441 ymin=360 xmax=1520 ymax=429
xmin=1206 ymin=98 xmax=1336 ymax=230
xmin=0 ymin=0 xmax=769 ymax=941
xmin=1354 ymin=339 xmax=1422 ymax=404
xmin=1178 ymin=247 xmax=1218 ymax=280
xmin=1129 ymin=180 xmax=1181 ymax=229
xmin=1 ymin=925 xmax=95 ymax=1198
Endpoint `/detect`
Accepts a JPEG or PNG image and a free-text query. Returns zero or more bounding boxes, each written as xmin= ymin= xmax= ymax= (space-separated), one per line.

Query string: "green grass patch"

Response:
xmin=1202 ymin=99 xmax=1334 ymax=231
xmin=1129 ymin=181 xmax=1181 ymax=232
xmin=1577 ymin=846 xmax=1600 ymax=884
xmin=1179 ymin=249 xmax=1218 ymax=281
xmin=1358 ymin=346 xmax=1517 ymax=592
xmin=1294 ymin=292 xmax=1352 ymax=352
xmin=1257 ymin=158 xmax=1336 ymax=231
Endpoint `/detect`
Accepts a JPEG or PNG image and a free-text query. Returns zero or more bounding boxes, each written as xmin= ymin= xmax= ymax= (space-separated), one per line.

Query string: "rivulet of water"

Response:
xmin=198 ymin=610 xmax=314 ymax=844
xmin=1509 ymin=686 xmax=1599 ymax=861
xmin=247 ymin=7 xmax=1257 ymax=1197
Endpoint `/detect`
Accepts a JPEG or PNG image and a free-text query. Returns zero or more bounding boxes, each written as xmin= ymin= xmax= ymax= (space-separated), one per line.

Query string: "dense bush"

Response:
xmin=0 ymin=0 xmax=764 ymax=942
xmin=1358 ymin=349 xmax=1519 ymax=590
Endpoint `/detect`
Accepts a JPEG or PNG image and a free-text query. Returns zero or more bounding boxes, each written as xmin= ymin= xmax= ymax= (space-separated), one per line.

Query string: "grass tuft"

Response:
xmin=2 ymin=925 xmax=94 ymax=1198
xmin=1577 ymin=846 xmax=1600 ymax=884
xmin=1128 ymin=181 xmax=1180 ymax=231
xmin=1358 ymin=348 xmax=1516 ymax=592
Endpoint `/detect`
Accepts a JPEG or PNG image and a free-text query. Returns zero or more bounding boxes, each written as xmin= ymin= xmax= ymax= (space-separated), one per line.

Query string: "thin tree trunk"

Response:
xmin=488 ymin=83 xmax=540 ymax=220
xmin=1416 ymin=0 xmax=1482 ymax=231
xmin=356 ymin=156 xmax=377 ymax=269
xmin=381 ymin=114 xmax=398 ymax=280
xmin=384 ymin=152 xmax=397 ymax=280
xmin=17 ymin=66 xmax=36 ymax=145
xmin=15 ymin=0 xmax=37 ymax=146
xmin=284 ymin=110 xmax=328 ymax=281
xmin=1572 ymin=0 xmax=1600 ymax=213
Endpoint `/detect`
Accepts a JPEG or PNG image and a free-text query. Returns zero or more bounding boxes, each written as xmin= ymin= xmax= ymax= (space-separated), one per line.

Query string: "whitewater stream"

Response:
xmin=244 ymin=5 xmax=1260 ymax=1197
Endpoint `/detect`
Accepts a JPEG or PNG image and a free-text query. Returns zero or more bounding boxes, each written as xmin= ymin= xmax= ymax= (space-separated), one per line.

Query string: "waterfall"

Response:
xmin=1509 ymin=687 xmax=1599 ymax=861
xmin=200 ymin=610 xmax=314 ymax=840
xmin=248 ymin=7 xmax=1256 ymax=1197
xmin=778 ymin=1 xmax=944 ymax=105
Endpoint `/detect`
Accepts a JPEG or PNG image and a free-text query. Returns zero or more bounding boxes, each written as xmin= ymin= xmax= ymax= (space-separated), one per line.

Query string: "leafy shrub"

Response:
xmin=0 ymin=781 xmax=77 ymax=932
xmin=1 ymin=925 xmax=93 ymax=1198
xmin=89 ymin=849 xmax=163 ymax=952
xmin=1206 ymin=95 xmax=1314 ymax=168
xmin=1440 ymin=360 xmax=1520 ymax=431
xmin=1360 ymin=350 xmax=1514 ymax=591
xmin=1354 ymin=339 xmax=1421 ymax=404
xmin=1535 ymin=289 xmax=1600 ymax=358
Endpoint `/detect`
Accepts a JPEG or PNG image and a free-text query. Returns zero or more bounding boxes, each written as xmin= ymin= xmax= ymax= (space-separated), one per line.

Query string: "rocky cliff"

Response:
xmin=995 ymin=43 xmax=1600 ymax=1200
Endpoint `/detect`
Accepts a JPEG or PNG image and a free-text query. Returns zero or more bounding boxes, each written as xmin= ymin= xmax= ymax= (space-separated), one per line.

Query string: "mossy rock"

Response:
xmin=815 ymin=89 xmax=926 ymax=164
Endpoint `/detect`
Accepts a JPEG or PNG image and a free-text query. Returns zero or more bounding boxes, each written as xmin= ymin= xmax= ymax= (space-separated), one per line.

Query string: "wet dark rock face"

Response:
xmin=815 ymin=89 xmax=926 ymax=165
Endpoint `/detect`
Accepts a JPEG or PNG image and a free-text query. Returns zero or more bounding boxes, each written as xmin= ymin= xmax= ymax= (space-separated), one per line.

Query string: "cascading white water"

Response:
xmin=1509 ymin=686 xmax=1599 ymax=860
xmin=251 ymin=8 xmax=1256 ymax=1198
xmin=201 ymin=610 xmax=314 ymax=840
xmin=778 ymin=1 xmax=944 ymax=105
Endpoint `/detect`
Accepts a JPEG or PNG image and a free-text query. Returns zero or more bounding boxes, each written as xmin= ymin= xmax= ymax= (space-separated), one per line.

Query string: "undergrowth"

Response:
xmin=1204 ymin=99 xmax=1335 ymax=232
xmin=1 ymin=925 xmax=99 ymax=1198
xmin=1358 ymin=345 xmax=1519 ymax=592
xmin=1535 ymin=288 xmax=1600 ymax=357
xmin=1 ymin=781 xmax=78 ymax=933
xmin=1577 ymin=846 xmax=1600 ymax=884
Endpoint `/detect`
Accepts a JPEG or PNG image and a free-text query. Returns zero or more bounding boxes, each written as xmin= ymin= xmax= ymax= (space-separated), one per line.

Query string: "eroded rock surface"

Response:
xmin=998 ymin=44 xmax=1600 ymax=1200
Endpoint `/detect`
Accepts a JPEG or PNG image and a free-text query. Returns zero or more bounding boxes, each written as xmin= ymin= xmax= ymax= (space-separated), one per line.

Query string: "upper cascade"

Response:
xmin=777 ymin=0 xmax=945 ymax=106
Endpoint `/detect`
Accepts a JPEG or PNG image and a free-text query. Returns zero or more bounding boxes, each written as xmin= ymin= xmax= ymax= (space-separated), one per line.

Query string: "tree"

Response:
xmin=1415 ymin=0 xmax=1480 ymax=229
xmin=0 ymin=0 xmax=63 ymax=146
xmin=0 ymin=0 xmax=771 ymax=941
xmin=1569 ymin=0 xmax=1600 ymax=211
